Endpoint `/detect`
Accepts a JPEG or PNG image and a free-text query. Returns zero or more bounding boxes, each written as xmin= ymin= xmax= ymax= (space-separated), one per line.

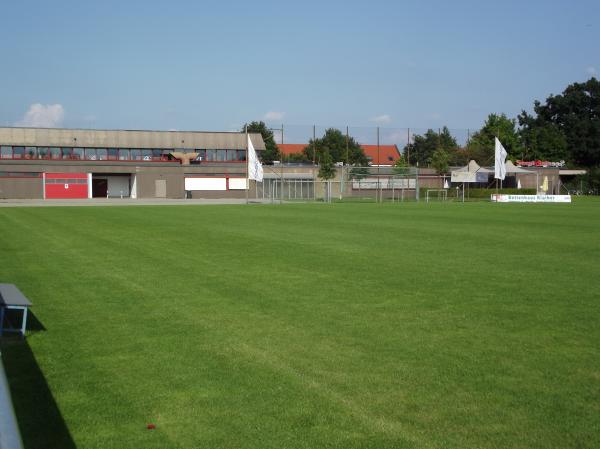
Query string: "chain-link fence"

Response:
xmin=254 ymin=165 xmax=433 ymax=203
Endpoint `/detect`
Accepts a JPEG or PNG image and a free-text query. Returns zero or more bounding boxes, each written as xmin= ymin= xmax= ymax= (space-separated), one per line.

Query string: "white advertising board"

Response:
xmin=185 ymin=177 xmax=227 ymax=191
xmin=451 ymin=171 xmax=488 ymax=183
xmin=491 ymin=194 xmax=572 ymax=203
xmin=228 ymin=178 xmax=247 ymax=190
xmin=352 ymin=178 xmax=415 ymax=189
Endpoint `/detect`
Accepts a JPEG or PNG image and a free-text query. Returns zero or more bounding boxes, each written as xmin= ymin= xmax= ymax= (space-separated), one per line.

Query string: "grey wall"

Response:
xmin=0 ymin=178 xmax=43 ymax=199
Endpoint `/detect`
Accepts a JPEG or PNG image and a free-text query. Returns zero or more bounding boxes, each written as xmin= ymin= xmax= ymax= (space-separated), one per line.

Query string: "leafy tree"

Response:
xmin=242 ymin=121 xmax=280 ymax=165
xmin=287 ymin=152 xmax=311 ymax=163
xmin=392 ymin=154 xmax=409 ymax=175
xmin=466 ymin=113 xmax=522 ymax=165
xmin=518 ymin=77 xmax=600 ymax=167
xmin=403 ymin=127 xmax=457 ymax=166
xmin=447 ymin=147 xmax=469 ymax=167
xmin=431 ymin=147 xmax=450 ymax=174
xmin=304 ymin=128 xmax=368 ymax=166
xmin=517 ymin=117 xmax=568 ymax=161
xmin=318 ymin=150 xmax=336 ymax=180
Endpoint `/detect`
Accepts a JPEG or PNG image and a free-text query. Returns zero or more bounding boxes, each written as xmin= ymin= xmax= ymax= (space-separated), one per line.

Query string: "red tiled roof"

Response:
xmin=278 ymin=144 xmax=307 ymax=156
xmin=360 ymin=145 xmax=401 ymax=166
xmin=278 ymin=143 xmax=400 ymax=165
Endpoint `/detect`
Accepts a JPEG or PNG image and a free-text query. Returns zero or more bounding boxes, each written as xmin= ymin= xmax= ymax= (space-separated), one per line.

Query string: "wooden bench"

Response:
xmin=0 ymin=284 xmax=32 ymax=337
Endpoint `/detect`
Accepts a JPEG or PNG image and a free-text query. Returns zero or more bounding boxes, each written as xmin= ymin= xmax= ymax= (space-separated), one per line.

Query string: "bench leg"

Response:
xmin=21 ymin=307 xmax=28 ymax=337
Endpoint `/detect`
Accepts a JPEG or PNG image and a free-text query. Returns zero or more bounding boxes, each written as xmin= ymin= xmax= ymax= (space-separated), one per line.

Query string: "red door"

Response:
xmin=45 ymin=173 xmax=88 ymax=199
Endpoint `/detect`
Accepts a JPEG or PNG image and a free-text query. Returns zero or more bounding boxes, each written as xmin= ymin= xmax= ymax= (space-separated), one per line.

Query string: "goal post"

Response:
xmin=426 ymin=189 xmax=448 ymax=203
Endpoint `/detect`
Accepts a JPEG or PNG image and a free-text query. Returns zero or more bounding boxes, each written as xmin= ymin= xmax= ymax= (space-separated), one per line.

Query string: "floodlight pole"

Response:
xmin=245 ymin=125 xmax=249 ymax=205
xmin=377 ymin=126 xmax=381 ymax=203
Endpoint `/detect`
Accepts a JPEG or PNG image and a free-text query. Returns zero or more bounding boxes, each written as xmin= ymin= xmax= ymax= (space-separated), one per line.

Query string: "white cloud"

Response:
xmin=587 ymin=66 xmax=597 ymax=76
xmin=369 ymin=114 xmax=392 ymax=125
xmin=263 ymin=111 xmax=285 ymax=121
xmin=16 ymin=103 xmax=65 ymax=128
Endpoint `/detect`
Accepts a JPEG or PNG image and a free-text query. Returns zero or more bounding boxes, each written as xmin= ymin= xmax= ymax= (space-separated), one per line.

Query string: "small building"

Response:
xmin=0 ymin=127 xmax=265 ymax=200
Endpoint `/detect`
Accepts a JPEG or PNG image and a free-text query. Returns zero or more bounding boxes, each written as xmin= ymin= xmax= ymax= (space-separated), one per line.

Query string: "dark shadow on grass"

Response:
xmin=0 ymin=339 xmax=76 ymax=449
xmin=24 ymin=312 xmax=46 ymax=333
xmin=1 ymin=310 xmax=45 ymax=334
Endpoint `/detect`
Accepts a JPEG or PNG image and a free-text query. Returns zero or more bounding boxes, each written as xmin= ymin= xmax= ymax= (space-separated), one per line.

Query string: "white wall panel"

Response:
xmin=185 ymin=177 xmax=227 ymax=191
xmin=228 ymin=178 xmax=247 ymax=190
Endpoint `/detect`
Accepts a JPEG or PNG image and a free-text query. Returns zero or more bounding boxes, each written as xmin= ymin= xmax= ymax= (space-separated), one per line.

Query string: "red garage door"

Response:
xmin=45 ymin=173 xmax=88 ymax=199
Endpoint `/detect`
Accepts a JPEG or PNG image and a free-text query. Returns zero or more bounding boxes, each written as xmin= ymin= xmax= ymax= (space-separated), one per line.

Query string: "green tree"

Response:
xmin=431 ymin=147 xmax=450 ymax=174
xmin=466 ymin=113 xmax=522 ymax=165
xmin=242 ymin=121 xmax=280 ymax=165
xmin=517 ymin=117 xmax=568 ymax=161
xmin=318 ymin=150 xmax=336 ymax=180
xmin=392 ymin=154 xmax=409 ymax=175
xmin=518 ymin=77 xmax=600 ymax=167
xmin=304 ymin=128 xmax=368 ymax=166
xmin=403 ymin=127 xmax=457 ymax=166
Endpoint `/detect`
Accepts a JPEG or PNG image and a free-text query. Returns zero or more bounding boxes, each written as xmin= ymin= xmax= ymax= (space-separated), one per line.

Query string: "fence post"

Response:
xmin=415 ymin=164 xmax=420 ymax=202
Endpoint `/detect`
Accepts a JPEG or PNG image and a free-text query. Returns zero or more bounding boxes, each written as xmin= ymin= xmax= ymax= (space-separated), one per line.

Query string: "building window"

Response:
xmin=152 ymin=149 xmax=163 ymax=161
xmin=25 ymin=147 xmax=37 ymax=159
xmin=85 ymin=148 xmax=97 ymax=160
xmin=226 ymin=149 xmax=237 ymax=161
xmin=237 ymin=150 xmax=246 ymax=161
xmin=141 ymin=149 xmax=152 ymax=161
xmin=96 ymin=148 xmax=107 ymax=160
xmin=50 ymin=147 xmax=61 ymax=159
xmin=107 ymin=148 xmax=119 ymax=160
xmin=73 ymin=148 xmax=84 ymax=160
xmin=12 ymin=146 xmax=25 ymax=159
xmin=119 ymin=149 xmax=130 ymax=160
xmin=38 ymin=147 xmax=49 ymax=159
xmin=1 ymin=146 xmax=12 ymax=159
xmin=206 ymin=149 xmax=217 ymax=161
xmin=61 ymin=148 xmax=73 ymax=159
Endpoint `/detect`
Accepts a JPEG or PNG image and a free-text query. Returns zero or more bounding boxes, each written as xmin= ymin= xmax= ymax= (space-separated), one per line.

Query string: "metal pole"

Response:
xmin=280 ymin=124 xmax=284 ymax=204
xmin=245 ymin=125 xmax=249 ymax=205
xmin=313 ymin=125 xmax=317 ymax=201
xmin=377 ymin=126 xmax=380 ymax=203
xmin=312 ymin=125 xmax=316 ymax=165
xmin=407 ymin=128 xmax=410 ymax=165
xmin=415 ymin=162 xmax=420 ymax=202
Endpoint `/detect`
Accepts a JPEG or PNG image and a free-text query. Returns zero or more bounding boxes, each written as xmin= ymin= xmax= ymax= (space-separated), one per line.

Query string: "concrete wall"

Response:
xmin=136 ymin=172 xmax=184 ymax=199
xmin=0 ymin=178 xmax=43 ymax=199
xmin=0 ymin=127 xmax=266 ymax=150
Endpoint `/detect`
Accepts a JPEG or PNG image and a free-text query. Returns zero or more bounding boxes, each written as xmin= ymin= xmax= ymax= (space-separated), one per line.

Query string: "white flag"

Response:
xmin=247 ymin=134 xmax=263 ymax=182
xmin=494 ymin=137 xmax=507 ymax=180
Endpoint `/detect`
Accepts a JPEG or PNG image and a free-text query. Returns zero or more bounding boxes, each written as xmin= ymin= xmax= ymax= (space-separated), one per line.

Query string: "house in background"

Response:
xmin=278 ymin=144 xmax=401 ymax=166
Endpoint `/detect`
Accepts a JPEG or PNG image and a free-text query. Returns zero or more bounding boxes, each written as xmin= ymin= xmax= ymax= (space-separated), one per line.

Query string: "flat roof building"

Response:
xmin=0 ymin=127 xmax=266 ymax=200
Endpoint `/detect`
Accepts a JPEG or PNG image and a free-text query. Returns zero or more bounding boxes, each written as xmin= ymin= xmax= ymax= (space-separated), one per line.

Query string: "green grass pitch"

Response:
xmin=1 ymin=200 xmax=599 ymax=449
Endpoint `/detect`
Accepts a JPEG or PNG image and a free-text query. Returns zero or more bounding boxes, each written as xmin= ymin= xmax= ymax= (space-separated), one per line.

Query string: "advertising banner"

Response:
xmin=451 ymin=171 xmax=488 ymax=183
xmin=491 ymin=194 xmax=572 ymax=203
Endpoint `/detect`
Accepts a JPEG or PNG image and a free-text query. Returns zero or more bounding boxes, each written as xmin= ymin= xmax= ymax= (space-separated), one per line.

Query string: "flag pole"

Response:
xmin=245 ymin=124 xmax=249 ymax=205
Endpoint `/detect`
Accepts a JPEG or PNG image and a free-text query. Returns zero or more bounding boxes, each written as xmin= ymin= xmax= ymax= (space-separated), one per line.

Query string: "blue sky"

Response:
xmin=1 ymin=0 xmax=598 ymax=140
